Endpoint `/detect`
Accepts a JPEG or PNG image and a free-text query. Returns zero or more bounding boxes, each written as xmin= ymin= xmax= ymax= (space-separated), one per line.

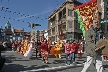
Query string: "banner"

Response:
xmin=73 ymin=0 xmax=98 ymax=36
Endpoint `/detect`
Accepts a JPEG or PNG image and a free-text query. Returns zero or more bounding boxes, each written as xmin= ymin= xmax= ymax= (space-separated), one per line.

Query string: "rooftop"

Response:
xmin=48 ymin=0 xmax=82 ymax=19
xmin=5 ymin=21 xmax=11 ymax=27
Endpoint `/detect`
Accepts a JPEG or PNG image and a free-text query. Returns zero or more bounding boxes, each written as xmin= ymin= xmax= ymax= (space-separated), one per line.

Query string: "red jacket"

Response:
xmin=76 ymin=43 xmax=80 ymax=48
xmin=41 ymin=42 xmax=48 ymax=52
xmin=70 ymin=43 xmax=77 ymax=53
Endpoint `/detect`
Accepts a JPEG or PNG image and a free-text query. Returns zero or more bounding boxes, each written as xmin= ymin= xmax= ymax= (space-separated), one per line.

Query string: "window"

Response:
xmin=62 ymin=25 xmax=66 ymax=30
xmin=68 ymin=9 xmax=72 ymax=16
xmin=107 ymin=15 xmax=108 ymax=19
xmin=68 ymin=21 xmax=72 ymax=28
xmin=107 ymin=25 xmax=108 ymax=31
xmin=67 ymin=33 xmax=73 ymax=40
xmin=107 ymin=8 xmax=108 ymax=11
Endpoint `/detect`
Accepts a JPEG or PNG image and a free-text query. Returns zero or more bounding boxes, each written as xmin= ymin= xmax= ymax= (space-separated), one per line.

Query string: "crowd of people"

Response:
xmin=10 ymin=37 xmax=85 ymax=64
xmin=0 ymin=33 xmax=108 ymax=72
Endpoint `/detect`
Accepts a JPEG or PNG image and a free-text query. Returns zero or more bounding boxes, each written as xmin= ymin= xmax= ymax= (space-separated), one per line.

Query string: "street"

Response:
xmin=2 ymin=50 xmax=108 ymax=72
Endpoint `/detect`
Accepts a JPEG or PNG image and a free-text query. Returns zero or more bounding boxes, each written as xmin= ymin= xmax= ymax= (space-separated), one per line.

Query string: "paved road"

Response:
xmin=1 ymin=50 xmax=108 ymax=72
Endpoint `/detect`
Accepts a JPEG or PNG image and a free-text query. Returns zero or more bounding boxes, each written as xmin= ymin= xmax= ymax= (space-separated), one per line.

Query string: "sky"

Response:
xmin=0 ymin=0 xmax=89 ymax=32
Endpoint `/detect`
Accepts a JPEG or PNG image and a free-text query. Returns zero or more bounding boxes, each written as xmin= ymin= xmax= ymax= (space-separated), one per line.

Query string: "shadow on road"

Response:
xmin=3 ymin=64 xmax=49 ymax=72
xmin=2 ymin=54 xmax=50 ymax=72
xmin=38 ymin=65 xmax=83 ymax=72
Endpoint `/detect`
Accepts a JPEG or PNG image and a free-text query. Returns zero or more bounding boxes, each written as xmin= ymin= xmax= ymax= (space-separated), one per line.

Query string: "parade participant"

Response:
xmin=64 ymin=40 xmax=71 ymax=65
xmin=12 ymin=41 xmax=18 ymax=51
xmin=37 ymin=40 xmax=41 ymax=58
xmin=47 ymin=38 xmax=52 ymax=53
xmin=55 ymin=39 xmax=63 ymax=59
xmin=70 ymin=40 xmax=77 ymax=64
xmin=14 ymin=41 xmax=18 ymax=51
xmin=23 ymin=38 xmax=29 ymax=54
xmin=16 ymin=40 xmax=21 ymax=53
xmin=54 ymin=42 xmax=62 ymax=58
xmin=20 ymin=38 xmax=24 ymax=54
xmin=41 ymin=39 xmax=49 ymax=63
xmin=81 ymin=20 xmax=103 ymax=72
xmin=78 ymin=42 xmax=83 ymax=59
xmin=12 ymin=42 xmax=15 ymax=51
xmin=3 ymin=41 xmax=7 ymax=49
xmin=24 ymin=38 xmax=35 ymax=59
xmin=50 ymin=39 xmax=63 ymax=59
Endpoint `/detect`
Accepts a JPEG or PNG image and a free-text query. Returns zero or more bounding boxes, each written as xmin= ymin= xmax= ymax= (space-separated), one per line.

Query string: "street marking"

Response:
xmin=23 ymin=64 xmax=83 ymax=72
xmin=3 ymin=51 xmax=14 ymax=52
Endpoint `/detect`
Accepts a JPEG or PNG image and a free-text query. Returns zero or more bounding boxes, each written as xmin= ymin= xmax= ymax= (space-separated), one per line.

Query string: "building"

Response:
xmin=44 ymin=28 xmax=48 ymax=40
xmin=47 ymin=0 xmax=82 ymax=42
xmin=96 ymin=0 xmax=108 ymax=38
xmin=0 ymin=27 xmax=4 ymax=41
xmin=100 ymin=0 xmax=108 ymax=38
xmin=5 ymin=21 xmax=13 ymax=42
xmin=12 ymin=28 xmax=24 ymax=41
xmin=31 ymin=30 xmax=44 ymax=42
xmin=1 ymin=21 xmax=30 ymax=42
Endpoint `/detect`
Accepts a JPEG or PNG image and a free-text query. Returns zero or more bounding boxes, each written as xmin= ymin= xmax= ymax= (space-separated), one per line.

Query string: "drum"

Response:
xmin=96 ymin=39 xmax=108 ymax=54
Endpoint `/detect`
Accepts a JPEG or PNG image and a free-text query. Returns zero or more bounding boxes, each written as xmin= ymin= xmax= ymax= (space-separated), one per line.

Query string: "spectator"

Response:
xmin=64 ymin=40 xmax=70 ymax=65
xmin=70 ymin=40 xmax=77 ymax=65
xmin=0 ymin=41 xmax=6 ymax=72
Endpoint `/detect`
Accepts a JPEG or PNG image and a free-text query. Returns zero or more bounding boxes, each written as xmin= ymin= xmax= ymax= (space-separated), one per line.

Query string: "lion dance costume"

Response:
xmin=50 ymin=40 xmax=63 ymax=58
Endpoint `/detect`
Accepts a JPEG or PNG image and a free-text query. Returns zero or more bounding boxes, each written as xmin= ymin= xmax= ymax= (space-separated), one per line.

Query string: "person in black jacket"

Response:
xmin=0 ymin=42 xmax=6 ymax=72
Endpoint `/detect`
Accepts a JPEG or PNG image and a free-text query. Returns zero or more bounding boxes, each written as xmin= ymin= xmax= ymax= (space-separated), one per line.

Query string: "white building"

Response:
xmin=44 ymin=29 xmax=48 ymax=40
xmin=98 ymin=0 xmax=108 ymax=38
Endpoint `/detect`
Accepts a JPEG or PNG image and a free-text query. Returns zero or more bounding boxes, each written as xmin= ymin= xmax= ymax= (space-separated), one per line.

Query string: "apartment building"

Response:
xmin=31 ymin=30 xmax=44 ymax=42
xmin=47 ymin=0 xmax=82 ymax=42
xmin=97 ymin=0 xmax=108 ymax=38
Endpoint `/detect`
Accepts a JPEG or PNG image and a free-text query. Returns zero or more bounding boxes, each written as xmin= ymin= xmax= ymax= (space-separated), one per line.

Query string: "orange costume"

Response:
xmin=50 ymin=40 xmax=63 ymax=58
xmin=23 ymin=39 xmax=29 ymax=54
xmin=20 ymin=39 xmax=24 ymax=54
